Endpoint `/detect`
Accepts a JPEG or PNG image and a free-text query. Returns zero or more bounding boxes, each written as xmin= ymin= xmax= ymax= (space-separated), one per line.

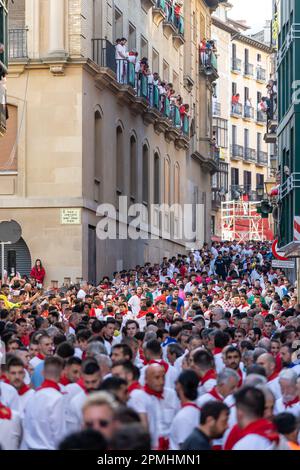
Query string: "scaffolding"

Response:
xmin=221 ymin=200 xmax=266 ymax=242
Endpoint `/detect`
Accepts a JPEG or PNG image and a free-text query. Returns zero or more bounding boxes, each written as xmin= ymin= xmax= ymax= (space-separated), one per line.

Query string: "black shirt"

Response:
xmin=181 ymin=428 xmax=211 ymax=451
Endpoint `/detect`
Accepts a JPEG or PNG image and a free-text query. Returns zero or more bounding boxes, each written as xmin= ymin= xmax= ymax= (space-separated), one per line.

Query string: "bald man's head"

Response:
xmin=145 ymin=364 xmax=165 ymax=393
xmin=256 ymin=353 xmax=276 ymax=378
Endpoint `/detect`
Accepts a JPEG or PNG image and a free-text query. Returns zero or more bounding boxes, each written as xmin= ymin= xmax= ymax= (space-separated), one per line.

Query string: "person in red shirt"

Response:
xmin=30 ymin=259 xmax=46 ymax=286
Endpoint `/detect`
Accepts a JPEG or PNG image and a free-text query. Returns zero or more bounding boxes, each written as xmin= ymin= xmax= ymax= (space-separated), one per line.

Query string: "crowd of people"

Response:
xmin=1 ymin=241 xmax=300 ymax=451
xmin=115 ymin=37 xmax=189 ymax=128
xmin=199 ymin=38 xmax=218 ymax=69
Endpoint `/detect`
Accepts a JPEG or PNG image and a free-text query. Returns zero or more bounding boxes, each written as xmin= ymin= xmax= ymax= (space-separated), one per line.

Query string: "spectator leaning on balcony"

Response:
xmin=232 ymin=93 xmax=240 ymax=113
xmin=115 ymin=38 xmax=128 ymax=83
xmin=200 ymin=38 xmax=207 ymax=66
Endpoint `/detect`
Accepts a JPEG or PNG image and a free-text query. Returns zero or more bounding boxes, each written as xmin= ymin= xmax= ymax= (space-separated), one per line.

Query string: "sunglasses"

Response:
xmin=85 ymin=419 xmax=111 ymax=428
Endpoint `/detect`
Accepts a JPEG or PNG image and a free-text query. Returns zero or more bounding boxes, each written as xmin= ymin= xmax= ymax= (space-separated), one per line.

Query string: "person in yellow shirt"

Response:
xmin=0 ymin=285 xmax=21 ymax=310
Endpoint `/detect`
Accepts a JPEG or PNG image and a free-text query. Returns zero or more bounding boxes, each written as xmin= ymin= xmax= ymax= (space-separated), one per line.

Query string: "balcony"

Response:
xmin=256 ymin=110 xmax=267 ymax=124
xmin=0 ymin=61 xmax=7 ymax=136
xmin=231 ymin=185 xmax=261 ymax=202
xmin=244 ymin=63 xmax=254 ymax=78
xmin=92 ymin=39 xmax=189 ymax=147
xmin=141 ymin=0 xmax=156 ymax=11
xmin=230 ymin=144 xmax=244 ymax=160
xmin=243 ymin=105 xmax=254 ymax=120
xmin=152 ymin=0 xmax=166 ymax=25
xmin=244 ymin=147 xmax=257 ymax=163
xmin=257 ymin=151 xmax=268 ymax=166
xmin=256 ymin=66 xmax=266 ymax=83
xmin=199 ymin=51 xmax=218 ymax=82
xmin=213 ymin=101 xmax=221 ymax=117
xmin=8 ymin=28 xmax=28 ymax=60
xmin=231 ymin=58 xmax=242 ymax=74
xmin=231 ymin=102 xmax=243 ymax=118
xmin=265 ymin=93 xmax=278 ymax=144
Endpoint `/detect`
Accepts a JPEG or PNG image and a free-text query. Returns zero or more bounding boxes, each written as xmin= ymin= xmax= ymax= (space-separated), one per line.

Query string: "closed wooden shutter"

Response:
xmin=0 ymin=104 xmax=18 ymax=171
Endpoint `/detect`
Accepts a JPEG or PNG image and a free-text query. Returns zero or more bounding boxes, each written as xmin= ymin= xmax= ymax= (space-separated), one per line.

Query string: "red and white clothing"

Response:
xmin=197 ymin=386 xmax=224 ymax=408
xmin=275 ymin=396 xmax=300 ymax=417
xmin=227 ymin=419 xmax=279 ymax=450
xmin=267 ymin=372 xmax=281 ymax=400
xmin=128 ymin=294 xmax=141 ymax=316
xmin=127 ymin=381 xmax=143 ymax=410
xmin=169 ymin=402 xmax=200 ymax=450
xmin=0 ymin=403 xmax=22 ymax=450
xmin=21 ymin=380 xmax=66 ymax=450
xmin=29 ymin=353 xmax=44 ymax=370
xmin=139 ymin=360 xmax=178 ymax=389
xmin=0 ymin=381 xmax=21 ymax=414
xmin=130 ymin=386 xmax=179 ymax=449
xmin=17 ymin=384 xmax=35 ymax=415
xmin=198 ymin=369 xmax=217 ymax=396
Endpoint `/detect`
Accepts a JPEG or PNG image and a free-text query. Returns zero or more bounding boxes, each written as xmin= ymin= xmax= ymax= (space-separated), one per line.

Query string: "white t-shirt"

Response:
xmin=169 ymin=404 xmax=200 ymax=450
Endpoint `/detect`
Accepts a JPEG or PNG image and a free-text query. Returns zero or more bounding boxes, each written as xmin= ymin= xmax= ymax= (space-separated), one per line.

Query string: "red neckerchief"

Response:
xmin=37 ymin=353 xmax=45 ymax=360
xmin=137 ymin=310 xmax=148 ymax=319
xmin=144 ymin=384 xmax=164 ymax=400
xmin=284 ymin=396 xmax=300 ymax=408
xmin=275 ymin=353 xmax=282 ymax=374
xmin=209 ymin=386 xmax=224 ymax=401
xmin=268 ymin=371 xmax=279 ymax=382
xmin=37 ymin=379 xmax=60 ymax=392
xmin=0 ymin=403 xmax=12 ymax=420
xmin=182 ymin=402 xmax=200 ymax=410
xmin=18 ymin=383 xmax=30 ymax=396
xmin=77 ymin=377 xmax=87 ymax=393
xmin=157 ymin=437 xmax=169 ymax=451
xmin=82 ymin=351 xmax=87 ymax=361
xmin=128 ymin=381 xmax=142 ymax=394
xmin=224 ymin=419 xmax=279 ymax=450
xmin=213 ymin=347 xmax=223 ymax=355
xmin=200 ymin=369 xmax=216 ymax=385
xmin=0 ymin=373 xmax=10 ymax=384
xmin=60 ymin=375 xmax=71 ymax=386
xmin=237 ymin=369 xmax=243 ymax=388
xmin=148 ymin=359 xmax=169 ymax=373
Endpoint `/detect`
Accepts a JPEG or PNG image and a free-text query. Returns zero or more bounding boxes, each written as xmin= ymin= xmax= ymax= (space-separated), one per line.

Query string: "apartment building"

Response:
xmin=211 ymin=1 xmax=273 ymax=236
xmin=0 ymin=0 xmax=222 ymax=283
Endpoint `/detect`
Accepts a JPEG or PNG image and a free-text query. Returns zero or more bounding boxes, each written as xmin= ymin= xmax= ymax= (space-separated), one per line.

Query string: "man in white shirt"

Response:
xmin=128 ymin=287 xmax=143 ymax=317
xmin=0 ymin=402 xmax=22 ymax=450
xmin=275 ymin=369 xmax=300 ymax=417
xmin=169 ymin=370 xmax=200 ymax=450
xmin=29 ymin=333 xmax=53 ymax=370
xmin=129 ymin=363 xmax=179 ymax=450
xmin=256 ymin=353 xmax=281 ymax=399
xmin=231 ymin=386 xmax=279 ymax=450
xmin=22 ymin=356 xmax=66 ymax=450
xmin=5 ymin=356 xmax=34 ymax=415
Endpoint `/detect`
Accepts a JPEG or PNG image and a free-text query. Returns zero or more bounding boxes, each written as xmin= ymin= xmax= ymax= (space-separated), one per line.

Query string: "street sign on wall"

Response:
xmin=272 ymin=259 xmax=295 ymax=269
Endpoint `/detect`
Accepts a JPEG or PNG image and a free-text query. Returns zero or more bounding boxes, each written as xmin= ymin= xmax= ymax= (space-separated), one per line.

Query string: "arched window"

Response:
xmin=174 ymin=162 xmax=180 ymax=204
xmin=94 ymin=110 xmax=102 ymax=201
xmin=116 ymin=125 xmax=123 ymax=193
xmin=0 ymin=105 xmax=18 ymax=171
xmin=153 ymin=152 xmax=160 ymax=205
xmin=142 ymin=144 xmax=149 ymax=204
xmin=130 ymin=135 xmax=137 ymax=200
xmin=164 ymin=157 xmax=171 ymax=205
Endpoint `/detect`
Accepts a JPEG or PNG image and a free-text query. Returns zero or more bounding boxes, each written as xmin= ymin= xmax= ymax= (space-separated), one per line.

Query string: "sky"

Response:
xmin=229 ymin=0 xmax=272 ymax=33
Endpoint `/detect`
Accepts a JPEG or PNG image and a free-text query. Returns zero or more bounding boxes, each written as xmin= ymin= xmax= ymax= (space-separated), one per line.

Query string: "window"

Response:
xmin=152 ymin=48 xmax=159 ymax=74
xmin=211 ymin=216 xmax=216 ymax=236
xmin=94 ymin=111 xmax=102 ymax=202
xmin=257 ymin=53 xmax=261 ymax=62
xmin=232 ymin=124 xmax=237 ymax=145
xmin=256 ymin=173 xmax=264 ymax=190
xmin=174 ymin=163 xmax=180 ymax=204
xmin=128 ymin=23 xmax=136 ymax=51
xmin=163 ymin=60 xmax=169 ymax=83
xmin=244 ymin=87 xmax=249 ymax=103
xmin=243 ymin=170 xmax=252 ymax=191
xmin=244 ymin=129 xmax=249 ymax=150
xmin=231 ymin=168 xmax=239 ymax=186
xmin=141 ymin=35 xmax=148 ymax=60
xmin=232 ymin=43 xmax=236 ymax=59
xmin=173 ymin=71 xmax=179 ymax=91
xmin=130 ymin=135 xmax=137 ymax=200
xmin=154 ymin=153 xmax=160 ymax=205
xmin=257 ymin=91 xmax=262 ymax=104
xmin=200 ymin=13 xmax=205 ymax=39
xmin=213 ymin=118 xmax=228 ymax=148
xmin=245 ymin=48 xmax=249 ymax=64
xmin=257 ymin=132 xmax=262 ymax=154
xmin=142 ymin=144 xmax=149 ymax=204
xmin=0 ymin=104 xmax=18 ymax=171
xmin=232 ymin=82 xmax=237 ymax=96
xmin=116 ymin=126 xmax=123 ymax=193
xmin=164 ymin=157 xmax=171 ymax=205
xmin=114 ymin=8 xmax=123 ymax=41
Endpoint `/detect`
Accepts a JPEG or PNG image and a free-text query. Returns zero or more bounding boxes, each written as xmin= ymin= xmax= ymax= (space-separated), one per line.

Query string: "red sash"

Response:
xmin=224 ymin=419 xmax=279 ymax=450
xmin=37 ymin=379 xmax=60 ymax=392
xmin=200 ymin=369 xmax=216 ymax=385
xmin=182 ymin=402 xmax=200 ymax=410
xmin=284 ymin=396 xmax=300 ymax=408
xmin=209 ymin=387 xmax=224 ymax=401
xmin=128 ymin=382 xmax=142 ymax=394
